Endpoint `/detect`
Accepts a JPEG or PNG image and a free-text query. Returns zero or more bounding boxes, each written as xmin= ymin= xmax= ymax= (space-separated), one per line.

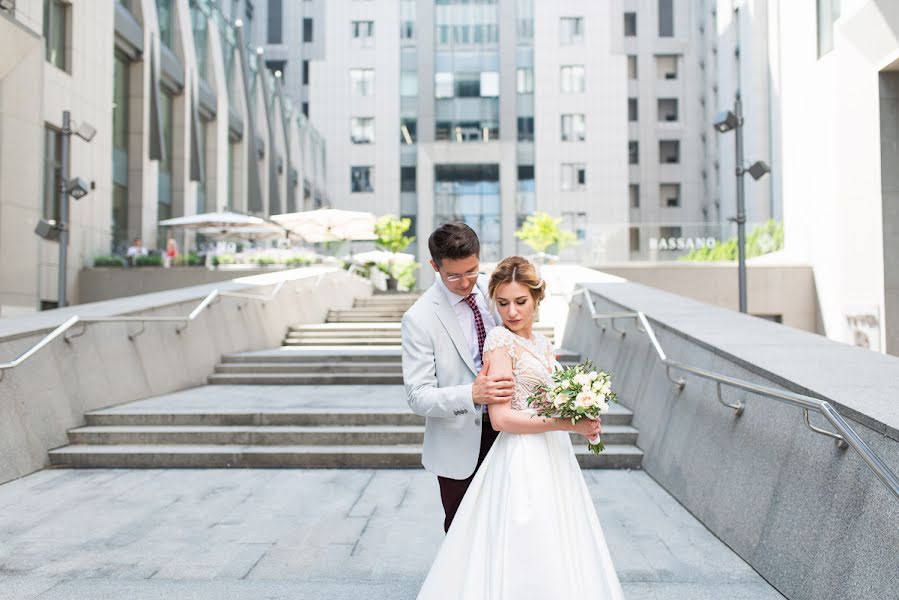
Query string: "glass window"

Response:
xmin=401 ymin=166 xmax=417 ymax=192
xmin=434 ymin=164 xmax=502 ymax=261
xmin=560 ymin=114 xmax=586 ymax=142
xmin=401 ymin=0 xmax=416 ymax=40
xmin=351 ymin=166 xmax=375 ymax=193
xmin=435 ymin=72 xmax=454 ymax=98
xmin=657 ymin=55 xmax=679 ymax=79
xmin=628 ymin=98 xmax=638 ymax=121
xmin=629 ymin=184 xmax=640 ymax=208
xmin=660 ymin=183 xmax=680 ymax=207
xmin=157 ymin=0 xmax=173 ymax=48
xmin=517 ymin=117 xmax=534 ymax=142
xmin=43 ymin=0 xmax=68 ymax=71
xmin=350 ymin=68 xmax=375 ymax=96
xmin=352 ymin=20 xmax=375 ymax=48
xmin=113 ymin=53 xmax=130 ymax=251
xmin=401 ymin=71 xmax=418 ymax=96
xmin=624 ymin=12 xmax=637 ymax=37
xmin=561 ymin=163 xmax=586 ymax=191
xmin=817 ymin=0 xmax=841 ymax=58
xmin=43 ymin=126 xmax=63 ymax=223
xmin=560 ymin=65 xmax=585 ymax=94
xmin=480 ymin=72 xmax=499 ymax=97
xmin=629 ymin=227 xmax=640 ymax=252
xmin=629 ymin=141 xmax=639 ymax=165
xmin=517 ymin=0 xmax=534 ymax=42
xmin=659 ymin=140 xmax=680 ymax=164
xmin=517 ymin=68 xmax=534 ymax=94
xmin=267 ymin=0 xmax=282 ymax=43
xmin=401 ymin=118 xmax=417 ymax=144
xmin=560 ymin=17 xmax=583 ymax=45
xmin=303 ymin=17 xmax=314 ymax=42
xmin=192 ymin=2 xmax=209 ymax=81
xmin=658 ymin=98 xmax=678 ymax=122
xmin=659 ymin=0 xmax=674 ymax=37
xmin=627 ymin=55 xmax=638 ymax=79
xmin=303 ymin=60 xmax=309 ymax=85
xmin=351 ymin=117 xmax=375 ymax=144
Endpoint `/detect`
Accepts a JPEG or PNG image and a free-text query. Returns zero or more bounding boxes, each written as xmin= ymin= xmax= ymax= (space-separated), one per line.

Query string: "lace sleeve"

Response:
xmin=484 ymin=327 xmax=516 ymax=359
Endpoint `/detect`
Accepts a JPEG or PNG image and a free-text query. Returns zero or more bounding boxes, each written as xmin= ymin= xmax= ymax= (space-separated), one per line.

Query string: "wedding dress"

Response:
xmin=417 ymin=327 xmax=626 ymax=600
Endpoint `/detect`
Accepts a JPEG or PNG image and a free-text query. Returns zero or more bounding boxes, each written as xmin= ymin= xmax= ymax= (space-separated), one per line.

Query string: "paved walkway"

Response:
xmin=0 ymin=465 xmax=784 ymax=599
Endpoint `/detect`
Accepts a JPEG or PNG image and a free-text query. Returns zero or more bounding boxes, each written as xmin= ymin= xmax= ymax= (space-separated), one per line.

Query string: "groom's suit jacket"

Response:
xmin=401 ymin=275 xmax=499 ymax=480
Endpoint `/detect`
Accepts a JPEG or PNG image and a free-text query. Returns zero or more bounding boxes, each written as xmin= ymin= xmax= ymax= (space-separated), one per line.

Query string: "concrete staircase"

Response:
xmin=49 ymin=293 xmax=644 ymax=470
xmin=326 ymin=293 xmax=420 ymax=323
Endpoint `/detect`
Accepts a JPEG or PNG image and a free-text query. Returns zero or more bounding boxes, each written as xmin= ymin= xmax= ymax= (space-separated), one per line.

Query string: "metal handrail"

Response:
xmin=0 ymin=278 xmax=305 ymax=383
xmin=568 ymin=287 xmax=899 ymax=503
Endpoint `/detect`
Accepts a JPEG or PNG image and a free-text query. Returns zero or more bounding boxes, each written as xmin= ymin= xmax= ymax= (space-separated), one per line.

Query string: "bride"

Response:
xmin=417 ymin=256 xmax=625 ymax=600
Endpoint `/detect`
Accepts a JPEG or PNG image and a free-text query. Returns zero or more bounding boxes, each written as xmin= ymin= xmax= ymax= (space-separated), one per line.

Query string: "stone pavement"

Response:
xmin=0 ymin=466 xmax=784 ymax=599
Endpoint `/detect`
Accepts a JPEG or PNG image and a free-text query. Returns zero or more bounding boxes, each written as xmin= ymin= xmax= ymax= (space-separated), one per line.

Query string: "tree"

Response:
xmin=374 ymin=215 xmax=416 ymax=253
xmin=515 ymin=212 xmax=577 ymax=255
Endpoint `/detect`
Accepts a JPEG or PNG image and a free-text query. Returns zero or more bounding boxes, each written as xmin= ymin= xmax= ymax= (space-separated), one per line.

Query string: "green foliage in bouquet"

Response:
xmin=374 ymin=215 xmax=416 ymax=254
xmin=527 ymin=360 xmax=618 ymax=454
xmin=514 ymin=212 xmax=577 ymax=254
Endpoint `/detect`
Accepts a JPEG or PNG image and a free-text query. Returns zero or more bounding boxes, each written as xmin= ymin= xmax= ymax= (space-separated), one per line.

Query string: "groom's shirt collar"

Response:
xmin=436 ymin=275 xmax=481 ymax=306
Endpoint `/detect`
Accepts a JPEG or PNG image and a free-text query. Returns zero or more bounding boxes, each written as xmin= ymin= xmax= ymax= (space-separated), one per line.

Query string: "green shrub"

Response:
xmin=374 ymin=215 xmax=416 ymax=253
xmin=286 ymin=254 xmax=314 ymax=267
xmin=135 ymin=254 xmax=163 ymax=267
xmin=212 ymin=254 xmax=236 ymax=267
xmin=93 ymin=255 xmax=125 ymax=267
xmin=174 ymin=251 xmax=202 ymax=267
xmin=680 ymin=220 xmax=784 ymax=262
xmin=252 ymin=255 xmax=277 ymax=266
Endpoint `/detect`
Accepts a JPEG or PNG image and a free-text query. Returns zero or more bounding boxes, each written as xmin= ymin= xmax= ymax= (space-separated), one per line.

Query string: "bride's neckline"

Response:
xmin=501 ymin=326 xmax=537 ymax=344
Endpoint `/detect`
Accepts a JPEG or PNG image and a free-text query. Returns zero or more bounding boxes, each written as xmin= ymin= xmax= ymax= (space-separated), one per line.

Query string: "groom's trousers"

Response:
xmin=437 ymin=414 xmax=500 ymax=533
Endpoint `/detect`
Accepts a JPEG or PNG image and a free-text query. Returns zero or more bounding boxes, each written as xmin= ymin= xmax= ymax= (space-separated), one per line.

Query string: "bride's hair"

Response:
xmin=488 ymin=256 xmax=546 ymax=305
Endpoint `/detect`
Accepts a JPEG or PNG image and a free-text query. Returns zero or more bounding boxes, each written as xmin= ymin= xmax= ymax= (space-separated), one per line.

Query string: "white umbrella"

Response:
xmin=351 ymin=250 xmax=415 ymax=265
xmin=271 ymin=209 xmax=377 ymax=243
xmin=196 ymin=224 xmax=287 ymax=241
xmin=159 ymin=211 xmax=268 ymax=229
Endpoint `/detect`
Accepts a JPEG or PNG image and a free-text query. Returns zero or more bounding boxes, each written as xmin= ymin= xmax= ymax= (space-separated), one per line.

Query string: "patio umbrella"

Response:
xmin=158 ymin=211 xmax=268 ymax=229
xmin=271 ymin=209 xmax=377 ymax=243
xmin=196 ymin=224 xmax=288 ymax=242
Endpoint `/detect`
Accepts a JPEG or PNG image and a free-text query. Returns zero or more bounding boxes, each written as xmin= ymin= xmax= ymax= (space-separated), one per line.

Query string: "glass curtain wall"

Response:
xmin=435 ymin=164 xmax=501 ymax=260
xmin=112 ymin=52 xmax=130 ymax=253
xmin=516 ymin=0 xmax=535 ymax=253
xmin=400 ymin=0 xmax=418 ymax=254
xmin=191 ymin=0 xmax=210 ymax=82
xmin=434 ymin=0 xmax=500 ymax=142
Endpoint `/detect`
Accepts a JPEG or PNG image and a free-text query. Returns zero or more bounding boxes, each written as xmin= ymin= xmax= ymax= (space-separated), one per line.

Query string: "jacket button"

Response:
xmin=474 ymin=418 xmax=481 ymax=426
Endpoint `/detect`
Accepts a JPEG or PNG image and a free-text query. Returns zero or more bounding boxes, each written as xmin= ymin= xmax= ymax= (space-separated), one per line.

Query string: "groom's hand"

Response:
xmin=472 ymin=358 xmax=514 ymax=405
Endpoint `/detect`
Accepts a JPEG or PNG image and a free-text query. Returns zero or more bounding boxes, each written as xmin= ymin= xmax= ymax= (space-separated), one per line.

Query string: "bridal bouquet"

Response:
xmin=527 ymin=360 xmax=618 ymax=454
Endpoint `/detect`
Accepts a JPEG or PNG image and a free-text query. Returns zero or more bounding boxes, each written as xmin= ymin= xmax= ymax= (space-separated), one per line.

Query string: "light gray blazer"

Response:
xmin=401 ymin=275 xmax=499 ymax=480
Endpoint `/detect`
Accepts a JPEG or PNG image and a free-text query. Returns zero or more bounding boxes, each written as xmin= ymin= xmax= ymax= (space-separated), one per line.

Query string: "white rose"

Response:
xmin=576 ymin=390 xmax=596 ymax=408
xmin=600 ymin=381 xmax=611 ymax=395
xmin=573 ymin=373 xmax=589 ymax=386
xmin=588 ymin=371 xmax=598 ymax=381
xmin=592 ymin=380 xmax=604 ymax=393
xmin=561 ymin=380 xmax=570 ymax=389
xmin=596 ymin=399 xmax=610 ymax=413
xmin=552 ymin=394 xmax=565 ymax=408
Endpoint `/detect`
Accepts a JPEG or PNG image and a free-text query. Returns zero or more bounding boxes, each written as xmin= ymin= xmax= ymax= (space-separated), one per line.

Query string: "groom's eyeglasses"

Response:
xmin=444 ymin=269 xmax=480 ymax=283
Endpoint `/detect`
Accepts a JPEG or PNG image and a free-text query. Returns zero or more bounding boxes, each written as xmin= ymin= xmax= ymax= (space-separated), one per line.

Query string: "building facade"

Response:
xmin=0 ymin=0 xmax=327 ymax=315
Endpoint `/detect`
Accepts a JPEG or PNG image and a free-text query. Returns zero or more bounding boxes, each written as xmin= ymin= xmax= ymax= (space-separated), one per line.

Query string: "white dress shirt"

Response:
xmin=436 ymin=276 xmax=497 ymax=373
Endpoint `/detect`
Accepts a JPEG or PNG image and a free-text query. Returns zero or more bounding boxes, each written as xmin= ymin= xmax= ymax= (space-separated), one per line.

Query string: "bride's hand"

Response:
xmin=568 ymin=418 xmax=601 ymax=439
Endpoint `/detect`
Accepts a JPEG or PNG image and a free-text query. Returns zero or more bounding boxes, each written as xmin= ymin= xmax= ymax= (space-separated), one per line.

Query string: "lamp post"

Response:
xmin=714 ymin=93 xmax=769 ymax=314
xmin=53 ymin=110 xmax=95 ymax=308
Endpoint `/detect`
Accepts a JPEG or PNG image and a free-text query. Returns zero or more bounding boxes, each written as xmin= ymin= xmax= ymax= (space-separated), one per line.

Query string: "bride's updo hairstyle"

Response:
xmin=488 ymin=256 xmax=546 ymax=306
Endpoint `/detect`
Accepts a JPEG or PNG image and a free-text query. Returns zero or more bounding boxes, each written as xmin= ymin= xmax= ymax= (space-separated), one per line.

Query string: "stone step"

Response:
xmin=282 ymin=338 xmax=403 ymax=346
xmin=221 ymin=350 xmax=401 ymax=364
xmin=85 ymin=408 xmax=429 ymax=427
xmin=67 ymin=425 xmax=426 ymax=446
xmin=206 ymin=372 xmax=403 ymax=385
xmin=65 ymin=424 xmax=638 ymax=447
xmin=83 ymin=405 xmax=635 ymax=428
xmin=286 ymin=331 xmax=403 ymax=339
xmin=48 ymin=443 xmax=642 ymax=469
xmin=326 ymin=316 xmax=408 ymax=323
xmin=213 ymin=362 xmax=402 ymax=374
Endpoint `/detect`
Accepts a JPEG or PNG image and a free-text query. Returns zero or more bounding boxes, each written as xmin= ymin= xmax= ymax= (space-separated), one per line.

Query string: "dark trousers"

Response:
xmin=437 ymin=414 xmax=500 ymax=533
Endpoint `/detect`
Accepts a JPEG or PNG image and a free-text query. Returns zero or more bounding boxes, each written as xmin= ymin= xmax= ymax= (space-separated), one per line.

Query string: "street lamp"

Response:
xmin=35 ymin=111 xmax=96 ymax=308
xmin=713 ymin=93 xmax=770 ymax=314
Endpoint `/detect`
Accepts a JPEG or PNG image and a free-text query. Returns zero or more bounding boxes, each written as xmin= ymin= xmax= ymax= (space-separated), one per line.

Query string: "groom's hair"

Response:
xmin=428 ymin=222 xmax=480 ymax=266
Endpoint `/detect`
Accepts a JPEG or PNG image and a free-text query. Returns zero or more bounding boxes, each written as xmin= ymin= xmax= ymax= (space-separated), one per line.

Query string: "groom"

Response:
xmin=401 ymin=222 xmax=515 ymax=532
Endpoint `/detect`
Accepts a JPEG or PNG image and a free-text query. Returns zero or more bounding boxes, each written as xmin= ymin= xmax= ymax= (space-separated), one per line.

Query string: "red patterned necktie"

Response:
xmin=463 ymin=294 xmax=486 ymax=361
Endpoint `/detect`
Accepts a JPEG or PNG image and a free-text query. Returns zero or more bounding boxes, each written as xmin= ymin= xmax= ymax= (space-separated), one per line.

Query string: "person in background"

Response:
xmin=125 ymin=238 xmax=148 ymax=266
xmin=164 ymin=238 xmax=179 ymax=268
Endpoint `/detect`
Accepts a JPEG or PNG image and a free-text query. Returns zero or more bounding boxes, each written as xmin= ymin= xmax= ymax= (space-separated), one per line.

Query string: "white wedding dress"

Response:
xmin=418 ymin=327 xmax=626 ymax=600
